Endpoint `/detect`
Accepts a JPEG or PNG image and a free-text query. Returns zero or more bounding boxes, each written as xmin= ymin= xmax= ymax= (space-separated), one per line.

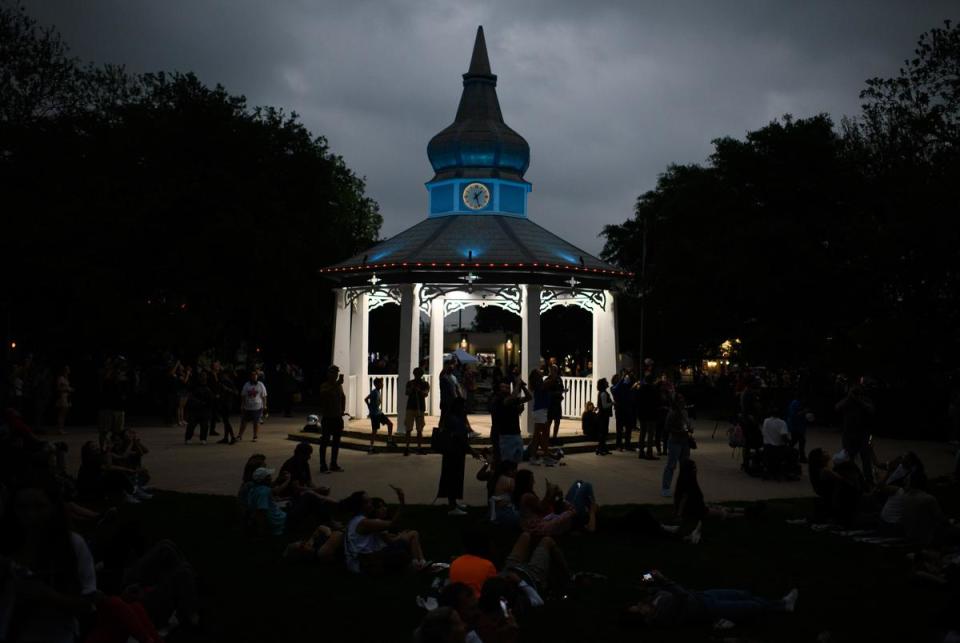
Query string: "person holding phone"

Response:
xmin=342 ymin=485 xmax=427 ymax=574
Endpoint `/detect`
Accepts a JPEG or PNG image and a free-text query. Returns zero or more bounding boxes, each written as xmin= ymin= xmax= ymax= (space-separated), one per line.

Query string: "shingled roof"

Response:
xmin=320 ymin=214 xmax=631 ymax=286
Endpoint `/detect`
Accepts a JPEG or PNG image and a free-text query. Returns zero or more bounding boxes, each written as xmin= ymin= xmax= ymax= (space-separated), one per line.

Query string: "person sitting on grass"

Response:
xmin=277 ymin=442 xmax=339 ymax=527
xmin=278 ymin=442 xmax=331 ymax=500
xmin=283 ymin=525 xmax=345 ymax=563
xmin=365 ymin=377 xmax=395 ymax=454
xmin=414 ymin=607 xmax=469 ymax=643
xmin=625 ymin=570 xmax=798 ymax=628
xmin=513 ymin=469 xmax=595 ymax=536
xmin=486 ymin=460 xmax=519 ymax=526
xmin=237 ymin=454 xmax=291 ymax=510
xmin=342 ymin=486 xmax=427 ymax=574
xmin=674 ymin=460 xmax=744 ymax=542
xmin=77 ymin=440 xmax=149 ymax=505
xmin=450 ymin=528 xmax=498 ymax=598
xmin=247 ymin=466 xmax=290 ymax=536
xmin=807 ymin=448 xmax=863 ymax=525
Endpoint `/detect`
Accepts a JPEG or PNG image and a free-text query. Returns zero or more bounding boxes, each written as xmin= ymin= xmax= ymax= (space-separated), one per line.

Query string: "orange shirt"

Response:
xmin=449 ymin=554 xmax=497 ymax=597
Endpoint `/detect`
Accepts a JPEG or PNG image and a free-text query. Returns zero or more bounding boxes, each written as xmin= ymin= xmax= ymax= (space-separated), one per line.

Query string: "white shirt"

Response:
xmin=761 ymin=417 xmax=791 ymax=446
xmin=344 ymin=514 xmax=385 ymax=573
xmin=241 ymin=381 xmax=268 ymax=410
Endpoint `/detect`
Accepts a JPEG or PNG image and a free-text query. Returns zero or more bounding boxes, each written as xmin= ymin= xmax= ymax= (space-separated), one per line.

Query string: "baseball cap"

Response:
xmin=252 ymin=467 xmax=275 ymax=482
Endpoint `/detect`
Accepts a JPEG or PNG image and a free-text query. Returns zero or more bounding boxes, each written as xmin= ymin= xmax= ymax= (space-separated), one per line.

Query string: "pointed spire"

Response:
xmin=466 ymin=26 xmax=492 ymax=77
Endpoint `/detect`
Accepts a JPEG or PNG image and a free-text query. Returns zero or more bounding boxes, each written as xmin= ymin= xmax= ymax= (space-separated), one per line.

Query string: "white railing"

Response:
xmin=561 ymin=377 xmax=594 ymax=419
xmin=368 ymin=374 xmax=400 ymax=416
xmin=365 ymin=373 xmax=582 ymax=418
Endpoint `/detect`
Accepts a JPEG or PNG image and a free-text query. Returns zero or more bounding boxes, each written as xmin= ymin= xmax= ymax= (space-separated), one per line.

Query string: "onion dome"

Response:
xmin=427 ymin=26 xmax=530 ymax=182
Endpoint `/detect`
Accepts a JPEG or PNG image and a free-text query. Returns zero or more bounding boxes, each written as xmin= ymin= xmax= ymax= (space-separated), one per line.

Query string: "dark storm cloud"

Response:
xmin=24 ymin=0 xmax=958 ymax=254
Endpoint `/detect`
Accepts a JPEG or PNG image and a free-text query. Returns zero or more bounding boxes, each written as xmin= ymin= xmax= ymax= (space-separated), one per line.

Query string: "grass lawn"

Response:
xmin=116 ymin=490 xmax=956 ymax=643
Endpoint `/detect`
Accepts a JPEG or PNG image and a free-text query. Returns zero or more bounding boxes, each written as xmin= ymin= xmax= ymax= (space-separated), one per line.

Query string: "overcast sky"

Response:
xmin=24 ymin=0 xmax=957 ymax=255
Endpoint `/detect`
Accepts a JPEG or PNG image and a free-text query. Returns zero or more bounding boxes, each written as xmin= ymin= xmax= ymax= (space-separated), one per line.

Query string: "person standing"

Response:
xmin=184 ymin=370 xmax=215 ymax=445
xmin=835 ymin=380 xmax=876 ymax=486
xmin=785 ymin=394 xmax=807 ymax=463
xmin=529 ymin=371 xmax=554 ymax=464
xmin=595 ymin=378 xmax=613 ymax=455
xmin=54 ymin=365 xmax=73 ymax=434
xmin=661 ymin=394 xmax=692 ymax=496
xmin=403 ymin=367 xmax=429 ymax=456
xmin=211 ymin=361 xmax=237 ymax=444
xmin=364 ymin=377 xmax=395 ymax=454
xmin=439 ymin=357 xmax=461 ymax=428
xmin=636 ymin=375 xmax=660 ymax=460
xmin=491 ymin=378 xmax=532 ymax=464
xmin=612 ymin=371 xmax=636 ymax=451
xmin=98 ymin=359 xmax=128 ymax=450
xmin=237 ymin=370 xmax=268 ymax=442
xmin=739 ymin=377 xmax=762 ymax=469
xmin=317 ymin=365 xmax=346 ymax=473
xmin=546 ymin=365 xmax=565 ymax=445
xmin=438 ymin=397 xmax=476 ymax=515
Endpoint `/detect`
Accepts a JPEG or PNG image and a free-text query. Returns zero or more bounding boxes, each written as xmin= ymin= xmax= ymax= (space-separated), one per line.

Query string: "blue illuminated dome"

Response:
xmin=427 ymin=26 xmax=530 ymax=182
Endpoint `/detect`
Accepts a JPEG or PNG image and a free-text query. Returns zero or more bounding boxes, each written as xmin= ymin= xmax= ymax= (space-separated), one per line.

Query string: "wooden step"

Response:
xmin=288 ymin=431 xmax=601 ymax=455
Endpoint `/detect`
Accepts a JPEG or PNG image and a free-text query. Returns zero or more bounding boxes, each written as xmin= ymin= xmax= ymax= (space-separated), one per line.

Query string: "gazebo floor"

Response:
xmin=288 ymin=414 xmax=602 ymax=454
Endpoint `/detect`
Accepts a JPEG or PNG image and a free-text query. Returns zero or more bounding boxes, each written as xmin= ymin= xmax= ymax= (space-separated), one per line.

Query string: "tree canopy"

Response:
xmin=1 ymin=4 xmax=382 ymax=363
xmin=602 ymin=21 xmax=960 ymax=382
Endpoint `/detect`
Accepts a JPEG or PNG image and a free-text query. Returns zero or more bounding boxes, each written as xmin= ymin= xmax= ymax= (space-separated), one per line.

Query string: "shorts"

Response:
xmin=370 ymin=413 xmax=389 ymax=431
xmin=242 ymin=409 xmax=263 ymax=423
xmin=404 ymin=410 xmax=425 ymax=434
xmin=547 ymin=406 xmax=562 ymax=422
xmin=532 ymin=408 xmax=548 ymax=425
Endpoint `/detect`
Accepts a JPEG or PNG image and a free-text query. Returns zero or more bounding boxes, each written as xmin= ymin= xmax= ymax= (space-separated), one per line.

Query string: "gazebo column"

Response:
xmin=521 ymin=284 xmax=542 ymax=435
xmin=592 ymin=290 xmax=619 ymax=389
xmin=429 ymin=296 xmax=445 ymax=416
xmin=395 ymin=284 xmax=420 ymax=433
xmin=331 ymin=289 xmax=352 ymax=376
xmin=349 ymin=292 xmax=369 ymax=419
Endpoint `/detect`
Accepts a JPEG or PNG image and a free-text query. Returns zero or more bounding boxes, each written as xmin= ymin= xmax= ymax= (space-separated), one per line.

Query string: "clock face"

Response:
xmin=462 ymin=183 xmax=491 ymax=210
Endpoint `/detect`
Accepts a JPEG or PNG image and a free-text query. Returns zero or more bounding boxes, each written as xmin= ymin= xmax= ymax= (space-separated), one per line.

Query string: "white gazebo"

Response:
xmin=321 ymin=27 xmax=632 ymax=433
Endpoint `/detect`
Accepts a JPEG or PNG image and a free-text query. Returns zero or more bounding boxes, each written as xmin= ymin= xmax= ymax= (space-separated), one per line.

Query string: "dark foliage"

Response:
xmin=602 ymin=22 xmax=960 ymax=386
xmin=1 ymin=4 xmax=382 ymax=365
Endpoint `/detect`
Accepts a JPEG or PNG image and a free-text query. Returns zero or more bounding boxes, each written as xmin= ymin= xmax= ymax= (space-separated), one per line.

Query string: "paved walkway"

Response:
xmin=51 ymin=417 xmax=958 ymax=506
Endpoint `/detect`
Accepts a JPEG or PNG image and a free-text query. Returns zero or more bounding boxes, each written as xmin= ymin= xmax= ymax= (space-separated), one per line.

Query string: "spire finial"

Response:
xmin=467 ymin=25 xmax=492 ymax=76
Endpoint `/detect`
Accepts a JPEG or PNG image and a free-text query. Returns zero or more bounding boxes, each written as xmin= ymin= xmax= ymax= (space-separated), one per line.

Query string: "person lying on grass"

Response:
xmin=673 ymin=460 xmax=745 ymax=543
xmin=625 ymin=570 xmax=798 ymax=628
xmin=342 ymin=485 xmax=427 ymax=574
xmin=513 ymin=469 xmax=596 ymax=536
xmin=283 ymin=525 xmax=344 ymax=563
xmin=500 ymin=531 xmax=570 ymax=605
